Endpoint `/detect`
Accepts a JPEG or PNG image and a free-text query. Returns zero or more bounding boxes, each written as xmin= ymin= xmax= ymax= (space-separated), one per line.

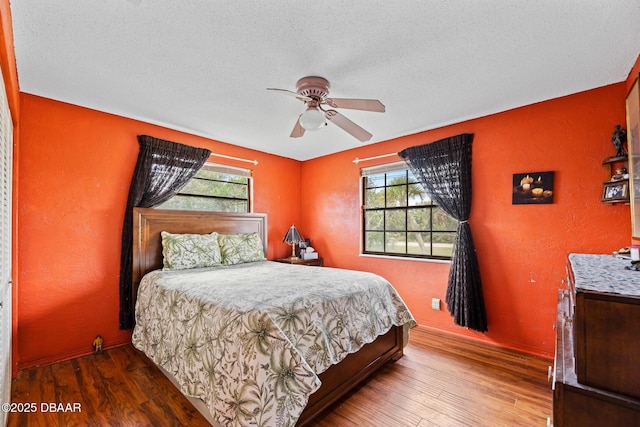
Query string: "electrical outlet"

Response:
xmin=431 ymin=298 xmax=441 ymax=310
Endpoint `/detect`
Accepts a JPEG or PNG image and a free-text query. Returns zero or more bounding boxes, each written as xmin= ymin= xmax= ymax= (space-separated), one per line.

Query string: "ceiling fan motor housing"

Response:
xmin=296 ymin=76 xmax=330 ymax=100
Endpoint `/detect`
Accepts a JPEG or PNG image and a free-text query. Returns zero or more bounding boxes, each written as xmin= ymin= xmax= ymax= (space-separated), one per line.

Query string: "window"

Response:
xmin=158 ymin=163 xmax=251 ymax=212
xmin=362 ymin=162 xmax=457 ymax=260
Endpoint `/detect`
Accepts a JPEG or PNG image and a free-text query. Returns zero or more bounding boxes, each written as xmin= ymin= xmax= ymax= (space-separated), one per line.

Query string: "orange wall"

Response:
xmin=16 ymin=94 xmax=301 ymax=369
xmin=301 ymin=83 xmax=630 ymax=357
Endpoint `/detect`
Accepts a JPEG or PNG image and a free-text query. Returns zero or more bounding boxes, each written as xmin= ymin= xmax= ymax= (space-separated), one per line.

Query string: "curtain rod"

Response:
xmin=352 ymin=152 xmax=398 ymax=164
xmin=209 ymin=152 xmax=259 ymax=165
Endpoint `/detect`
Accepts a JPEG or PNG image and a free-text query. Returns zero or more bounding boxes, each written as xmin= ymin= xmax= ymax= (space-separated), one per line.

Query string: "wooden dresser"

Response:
xmin=552 ymin=254 xmax=640 ymax=426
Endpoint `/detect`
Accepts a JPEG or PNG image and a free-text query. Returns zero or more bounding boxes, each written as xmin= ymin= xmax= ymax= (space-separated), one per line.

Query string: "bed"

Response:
xmin=130 ymin=208 xmax=415 ymax=426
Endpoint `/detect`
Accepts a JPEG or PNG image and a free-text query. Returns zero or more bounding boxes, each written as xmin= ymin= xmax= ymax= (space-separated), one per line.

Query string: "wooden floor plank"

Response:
xmin=31 ymin=367 xmax=57 ymax=427
xmin=49 ymin=361 xmax=92 ymax=427
xmin=8 ymin=326 xmax=553 ymax=426
xmin=73 ymin=356 xmax=120 ymax=426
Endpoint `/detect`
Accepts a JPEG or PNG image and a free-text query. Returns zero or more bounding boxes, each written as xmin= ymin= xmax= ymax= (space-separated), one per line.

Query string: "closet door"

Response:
xmin=0 ymin=63 xmax=13 ymax=427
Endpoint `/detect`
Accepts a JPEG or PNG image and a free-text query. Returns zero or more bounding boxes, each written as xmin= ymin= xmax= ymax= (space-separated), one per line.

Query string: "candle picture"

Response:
xmin=513 ymin=171 xmax=555 ymax=204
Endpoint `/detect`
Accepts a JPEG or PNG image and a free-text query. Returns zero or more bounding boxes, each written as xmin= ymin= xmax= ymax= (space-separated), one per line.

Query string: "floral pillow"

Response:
xmin=218 ymin=232 xmax=266 ymax=265
xmin=161 ymin=231 xmax=222 ymax=270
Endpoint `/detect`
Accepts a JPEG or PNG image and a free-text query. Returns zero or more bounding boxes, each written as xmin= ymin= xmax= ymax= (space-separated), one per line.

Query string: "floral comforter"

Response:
xmin=132 ymin=261 xmax=415 ymax=427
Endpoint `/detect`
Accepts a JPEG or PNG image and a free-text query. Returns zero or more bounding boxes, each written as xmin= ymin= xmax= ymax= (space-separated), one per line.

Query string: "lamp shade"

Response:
xmin=299 ymin=107 xmax=325 ymax=131
xmin=283 ymin=225 xmax=303 ymax=244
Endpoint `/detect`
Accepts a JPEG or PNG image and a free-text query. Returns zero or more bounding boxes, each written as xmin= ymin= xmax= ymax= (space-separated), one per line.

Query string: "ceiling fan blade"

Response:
xmin=267 ymin=88 xmax=313 ymax=102
xmin=324 ymin=110 xmax=372 ymax=142
xmin=290 ymin=115 xmax=305 ymax=138
xmin=324 ymin=98 xmax=385 ymax=112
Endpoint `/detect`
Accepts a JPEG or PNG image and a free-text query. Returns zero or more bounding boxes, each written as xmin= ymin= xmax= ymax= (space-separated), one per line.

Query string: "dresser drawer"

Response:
xmin=574 ymin=290 xmax=640 ymax=399
xmin=553 ymin=289 xmax=640 ymax=426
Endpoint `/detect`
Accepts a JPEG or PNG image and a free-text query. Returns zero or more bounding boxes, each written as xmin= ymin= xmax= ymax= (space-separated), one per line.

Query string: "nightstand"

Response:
xmin=274 ymin=257 xmax=323 ymax=267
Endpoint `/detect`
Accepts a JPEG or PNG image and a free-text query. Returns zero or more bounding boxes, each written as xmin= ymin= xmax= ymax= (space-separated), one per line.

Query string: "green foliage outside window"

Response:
xmin=363 ymin=168 xmax=456 ymax=259
xmin=159 ymin=164 xmax=250 ymax=212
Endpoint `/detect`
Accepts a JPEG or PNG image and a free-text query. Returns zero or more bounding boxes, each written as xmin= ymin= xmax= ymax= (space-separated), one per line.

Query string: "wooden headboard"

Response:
xmin=132 ymin=207 xmax=268 ymax=300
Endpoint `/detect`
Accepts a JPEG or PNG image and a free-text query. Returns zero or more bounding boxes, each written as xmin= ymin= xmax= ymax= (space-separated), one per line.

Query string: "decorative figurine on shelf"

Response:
xmin=613 ymin=167 xmax=628 ymax=180
xmin=93 ymin=335 xmax=103 ymax=354
xmin=611 ymin=124 xmax=627 ymax=158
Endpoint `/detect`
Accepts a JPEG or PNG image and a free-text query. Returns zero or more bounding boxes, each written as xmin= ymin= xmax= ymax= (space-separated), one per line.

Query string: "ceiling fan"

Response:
xmin=267 ymin=76 xmax=385 ymax=142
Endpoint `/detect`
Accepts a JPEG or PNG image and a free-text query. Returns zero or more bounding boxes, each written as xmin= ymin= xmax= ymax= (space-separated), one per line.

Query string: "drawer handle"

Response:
xmin=547 ymin=365 xmax=554 ymax=382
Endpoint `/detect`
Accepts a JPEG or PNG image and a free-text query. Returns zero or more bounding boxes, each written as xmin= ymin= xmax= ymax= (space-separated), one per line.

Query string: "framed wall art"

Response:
xmin=512 ymin=171 xmax=554 ymax=204
xmin=626 ymin=73 xmax=640 ymax=238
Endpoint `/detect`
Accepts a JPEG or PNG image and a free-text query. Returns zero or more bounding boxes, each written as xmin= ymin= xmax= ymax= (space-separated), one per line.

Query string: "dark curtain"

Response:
xmin=398 ymin=133 xmax=487 ymax=332
xmin=119 ymin=135 xmax=211 ymax=329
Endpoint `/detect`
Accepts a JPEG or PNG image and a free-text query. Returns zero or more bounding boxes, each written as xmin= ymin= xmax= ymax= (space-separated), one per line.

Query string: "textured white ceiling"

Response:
xmin=10 ymin=0 xmax=640 ymax=160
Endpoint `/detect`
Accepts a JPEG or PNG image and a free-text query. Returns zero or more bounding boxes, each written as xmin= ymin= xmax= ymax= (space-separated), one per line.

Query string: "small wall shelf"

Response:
xmin=601 ymin=156 xmax=629 ymax=204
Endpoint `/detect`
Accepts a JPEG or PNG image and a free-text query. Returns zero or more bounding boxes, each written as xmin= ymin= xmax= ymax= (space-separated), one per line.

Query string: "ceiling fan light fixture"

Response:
xmin=299 ymin=107 xmax=325 ymax=131
xmin=268 ymin=76 xmax=384 ymax=141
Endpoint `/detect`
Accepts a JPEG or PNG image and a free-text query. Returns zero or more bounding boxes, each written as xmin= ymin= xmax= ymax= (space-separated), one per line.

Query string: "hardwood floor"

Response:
xmin=8 ymin=326 xmax=553 ymax=426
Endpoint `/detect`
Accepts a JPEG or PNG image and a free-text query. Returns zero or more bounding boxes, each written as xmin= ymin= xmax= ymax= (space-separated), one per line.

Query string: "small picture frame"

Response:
xmin=602 ymin=181 xmax=629 ymax=202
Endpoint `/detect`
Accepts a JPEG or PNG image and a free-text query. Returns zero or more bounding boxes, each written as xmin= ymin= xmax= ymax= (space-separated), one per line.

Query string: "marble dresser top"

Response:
xmin=569 ymin=253 xmax=640 ymax=297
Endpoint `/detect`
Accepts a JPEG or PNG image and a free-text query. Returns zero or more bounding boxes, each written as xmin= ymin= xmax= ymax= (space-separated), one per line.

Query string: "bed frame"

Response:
xmin=132 ymin=207 xmax=405 ymax=425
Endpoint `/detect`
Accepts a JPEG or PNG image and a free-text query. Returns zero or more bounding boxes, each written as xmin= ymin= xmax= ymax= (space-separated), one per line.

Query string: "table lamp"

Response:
xmin=283 ymin=225 xmax=303 ymax=260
